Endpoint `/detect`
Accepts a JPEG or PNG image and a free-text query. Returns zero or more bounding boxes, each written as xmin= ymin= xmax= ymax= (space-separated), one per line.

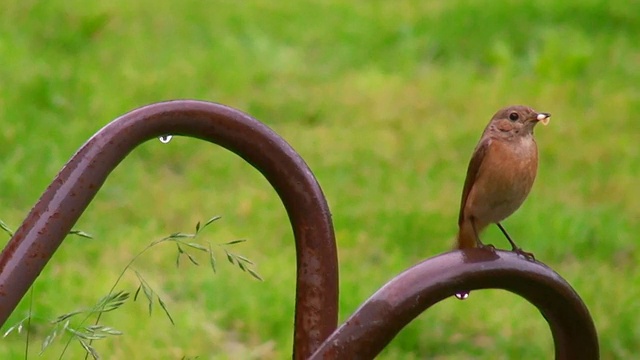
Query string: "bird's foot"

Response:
xmin=512 ymin=247 xmax=535 ymax=261
xmin=476 ymin=242 xmax=495 ymax=250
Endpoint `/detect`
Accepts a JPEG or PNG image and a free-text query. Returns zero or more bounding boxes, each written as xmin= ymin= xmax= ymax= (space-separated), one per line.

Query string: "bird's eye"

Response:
xmin=509 ymin=112 xmax=519 ymax=121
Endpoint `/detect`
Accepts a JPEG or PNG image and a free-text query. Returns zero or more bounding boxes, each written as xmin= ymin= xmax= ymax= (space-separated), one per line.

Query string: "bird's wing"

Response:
xmin=458 ymin=137 xmax=492 ymax=226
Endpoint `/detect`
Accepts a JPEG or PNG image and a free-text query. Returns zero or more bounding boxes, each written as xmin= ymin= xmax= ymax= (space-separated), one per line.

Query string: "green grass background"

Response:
xmin=1 ymin=0 xmax=638 ymax=358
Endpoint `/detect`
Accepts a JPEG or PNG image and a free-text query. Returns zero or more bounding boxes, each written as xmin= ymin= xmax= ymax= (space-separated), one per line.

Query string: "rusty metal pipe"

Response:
xmin=0 ymin=100 xmax=338 ymax=359
xmin=310 ymin=248 xmax=599 ymax=359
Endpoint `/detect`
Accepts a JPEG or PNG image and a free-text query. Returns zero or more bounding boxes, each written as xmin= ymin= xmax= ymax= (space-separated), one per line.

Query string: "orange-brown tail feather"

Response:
xmin=455 ymin=221 xmax=477 ymax=250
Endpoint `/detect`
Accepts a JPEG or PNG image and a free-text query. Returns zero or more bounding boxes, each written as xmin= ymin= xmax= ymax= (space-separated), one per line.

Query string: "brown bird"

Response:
xmin=456 ymin=105 xmax=550 ymax=259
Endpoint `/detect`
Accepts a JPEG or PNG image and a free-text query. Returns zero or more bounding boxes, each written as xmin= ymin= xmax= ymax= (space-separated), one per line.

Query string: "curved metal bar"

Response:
xmin=0 ymin=100 xmax=338 ymax=359
xmin=310 ymin=248 xmax=599 ymax=360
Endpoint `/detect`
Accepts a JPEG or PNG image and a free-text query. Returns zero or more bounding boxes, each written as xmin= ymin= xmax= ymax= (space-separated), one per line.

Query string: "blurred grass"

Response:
xmin=0 ymin=0 xmax=638 ymax=358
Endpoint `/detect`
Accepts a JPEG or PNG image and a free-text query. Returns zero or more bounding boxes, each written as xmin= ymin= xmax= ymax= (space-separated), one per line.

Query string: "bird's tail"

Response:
xmin=455 ymin=221 xmax=477 ymax=250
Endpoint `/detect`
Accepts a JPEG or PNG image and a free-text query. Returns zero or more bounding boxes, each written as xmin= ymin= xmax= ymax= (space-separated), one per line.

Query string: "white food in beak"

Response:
xmin=537 ymin=113 xmax=550 ymax=126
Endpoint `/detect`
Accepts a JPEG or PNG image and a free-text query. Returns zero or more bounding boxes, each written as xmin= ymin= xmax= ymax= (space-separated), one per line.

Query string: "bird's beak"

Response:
xmin=536 ymin=112 xmax=551 ymax=126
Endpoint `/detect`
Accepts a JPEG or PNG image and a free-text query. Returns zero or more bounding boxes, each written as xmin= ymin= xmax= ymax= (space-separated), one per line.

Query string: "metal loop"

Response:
xmin=0 ymin=100 xmax=338 ymax=359
xmin=310 ymin=248 xmax=599 ymax=359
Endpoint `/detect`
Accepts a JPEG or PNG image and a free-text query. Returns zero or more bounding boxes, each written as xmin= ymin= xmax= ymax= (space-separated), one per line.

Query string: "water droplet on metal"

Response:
xmin=159 ymin=135 xmax=173 ymax=143
xmin=455 ymin=292 xmax=470 ymax=300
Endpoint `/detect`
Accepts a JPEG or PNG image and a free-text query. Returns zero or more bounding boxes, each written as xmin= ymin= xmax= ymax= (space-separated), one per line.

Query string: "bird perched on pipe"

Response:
xmin=456 ymin=105 xmax=550 ymax=259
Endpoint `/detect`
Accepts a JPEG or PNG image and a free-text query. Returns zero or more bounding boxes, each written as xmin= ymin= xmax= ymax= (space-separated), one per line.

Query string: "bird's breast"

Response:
xmin=467 ymin=137 xmax=538 ymax=223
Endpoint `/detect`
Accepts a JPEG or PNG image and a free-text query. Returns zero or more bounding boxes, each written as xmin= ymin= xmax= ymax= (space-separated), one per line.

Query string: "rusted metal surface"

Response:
xmin=0 ymin=99 xmax=599 ymax=359
xmin=0 ymin=100 xmax=339 ymax=359
xmin=310 ymin=248 xmax=599 ymax=360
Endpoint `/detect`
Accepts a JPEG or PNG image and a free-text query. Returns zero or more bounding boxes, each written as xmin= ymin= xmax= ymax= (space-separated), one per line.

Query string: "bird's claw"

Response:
xmin=512 ymin=247 xmax=535 ymax=261
xmin=476 ymin=243 xmax=496 ymax=251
